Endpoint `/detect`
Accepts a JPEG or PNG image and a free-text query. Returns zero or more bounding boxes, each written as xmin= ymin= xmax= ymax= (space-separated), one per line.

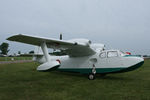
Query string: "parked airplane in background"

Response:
xmin=7 ymin=34 xmax=144 ymax=80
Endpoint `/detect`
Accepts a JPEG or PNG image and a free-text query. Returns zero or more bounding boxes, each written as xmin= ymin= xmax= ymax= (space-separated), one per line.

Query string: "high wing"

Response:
xmin=7 ymin=34 xmax=96 ymax=57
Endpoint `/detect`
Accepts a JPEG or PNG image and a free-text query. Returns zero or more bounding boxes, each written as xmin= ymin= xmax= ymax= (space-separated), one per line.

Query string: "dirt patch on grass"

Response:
xmin=0 ymin=60 xmax=33 ymax=64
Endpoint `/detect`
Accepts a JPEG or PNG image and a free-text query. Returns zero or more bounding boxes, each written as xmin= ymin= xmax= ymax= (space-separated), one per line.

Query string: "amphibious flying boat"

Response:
xmin=7 ymin=34 xmax=144 ymax=80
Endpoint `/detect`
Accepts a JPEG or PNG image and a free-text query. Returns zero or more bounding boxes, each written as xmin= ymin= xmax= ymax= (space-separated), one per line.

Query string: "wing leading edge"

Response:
xmin=7 ymin=34 xmax=96 ymax=57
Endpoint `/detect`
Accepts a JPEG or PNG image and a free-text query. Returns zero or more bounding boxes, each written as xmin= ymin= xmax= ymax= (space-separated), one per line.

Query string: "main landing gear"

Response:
xmin=88 ymin=74 xmax=95 ymax=80
xmin=88 ymin=64 xmax=107 ymax=80
xmin=88 ymin=64 xmax=96 ymax=80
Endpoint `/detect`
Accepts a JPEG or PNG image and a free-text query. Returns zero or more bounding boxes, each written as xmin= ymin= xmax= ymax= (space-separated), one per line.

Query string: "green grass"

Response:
xmin=0 ymin=60 xmax=150 ymax=100
xmin=0 ymin=57 xmax=32 ymax=61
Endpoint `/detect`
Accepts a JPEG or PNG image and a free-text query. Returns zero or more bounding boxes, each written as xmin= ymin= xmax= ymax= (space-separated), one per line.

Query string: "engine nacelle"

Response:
xmin=68 ymin=38 xmax=91 ymax=46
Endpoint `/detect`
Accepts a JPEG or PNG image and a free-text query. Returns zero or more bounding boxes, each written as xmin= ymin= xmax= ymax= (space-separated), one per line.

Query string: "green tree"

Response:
xmin=0 ymin=42 xmax=9 ymax=55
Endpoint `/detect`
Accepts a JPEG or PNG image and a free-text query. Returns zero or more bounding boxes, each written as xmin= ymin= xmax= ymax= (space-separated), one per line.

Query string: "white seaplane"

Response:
xmin=7 ymin=34 xmax=144 ymax=80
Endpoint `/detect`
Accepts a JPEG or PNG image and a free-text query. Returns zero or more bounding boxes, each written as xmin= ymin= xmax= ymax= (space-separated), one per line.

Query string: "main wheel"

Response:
xmin=88 ymin=74 xmax=95 ymax=80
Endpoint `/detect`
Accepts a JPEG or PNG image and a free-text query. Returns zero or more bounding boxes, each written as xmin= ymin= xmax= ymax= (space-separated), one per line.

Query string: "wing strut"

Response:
xmin=41 ymin=42 xmax=51 ymax=62
xmin=37 ymin=42 xmax=60 ymax=71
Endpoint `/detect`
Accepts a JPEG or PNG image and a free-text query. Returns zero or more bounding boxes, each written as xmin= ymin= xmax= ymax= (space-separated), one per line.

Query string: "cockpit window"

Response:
xmin=100 ymin=52 xmax=106 ymax=58
xmin=107 ymin=51 xmax=118 ymax=57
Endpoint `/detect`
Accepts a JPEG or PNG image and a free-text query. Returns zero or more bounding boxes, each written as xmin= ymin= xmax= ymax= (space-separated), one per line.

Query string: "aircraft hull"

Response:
xmin=58 ymin=61 xmax=144 ymax=74
xmin=35 ymin=54 xmax=144 ymax=74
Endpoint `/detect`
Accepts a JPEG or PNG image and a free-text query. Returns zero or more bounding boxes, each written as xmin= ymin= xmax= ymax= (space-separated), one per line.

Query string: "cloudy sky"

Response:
xmin=0 ymin=0 xmax=150 ymax=55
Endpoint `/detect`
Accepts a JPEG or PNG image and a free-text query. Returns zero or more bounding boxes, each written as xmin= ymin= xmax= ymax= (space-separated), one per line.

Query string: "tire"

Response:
xmin=88 ymin=74 xmax=95 ymax=80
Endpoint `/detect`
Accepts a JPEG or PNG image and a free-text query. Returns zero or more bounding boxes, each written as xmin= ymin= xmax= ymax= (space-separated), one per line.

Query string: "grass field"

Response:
xmin=0 ymin=57 xmax=32 ymax=61
xmin=0 ymin=59 xmax=150 ymax=100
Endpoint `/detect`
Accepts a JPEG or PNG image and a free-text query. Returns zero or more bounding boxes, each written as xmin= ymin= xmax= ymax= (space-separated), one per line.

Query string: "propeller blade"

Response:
xmin=60 ymin=33 xmax=62 ymax=40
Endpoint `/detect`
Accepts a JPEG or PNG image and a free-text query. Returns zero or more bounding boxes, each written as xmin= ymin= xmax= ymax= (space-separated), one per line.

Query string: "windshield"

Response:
xmin=107 ymin=51 xmax=118 ymax=57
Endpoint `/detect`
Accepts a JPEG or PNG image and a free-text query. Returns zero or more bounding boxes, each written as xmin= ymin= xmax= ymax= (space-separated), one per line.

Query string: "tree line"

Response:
xmin=0 ymin=42 xmax=66 ymax=56
xmin=0 ymin=42 xmax=35 ymax=56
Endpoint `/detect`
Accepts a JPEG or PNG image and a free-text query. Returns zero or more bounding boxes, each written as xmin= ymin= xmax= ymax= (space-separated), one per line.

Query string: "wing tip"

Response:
xmin=6 ymin=36 xmax=14 ymax=41
xmin=6 ymin=34 xmax=24 ymax=41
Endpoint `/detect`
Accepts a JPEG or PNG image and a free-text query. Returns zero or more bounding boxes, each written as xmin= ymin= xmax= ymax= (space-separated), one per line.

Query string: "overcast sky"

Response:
xmin=0 ymin=0 xmax=150 ymax=55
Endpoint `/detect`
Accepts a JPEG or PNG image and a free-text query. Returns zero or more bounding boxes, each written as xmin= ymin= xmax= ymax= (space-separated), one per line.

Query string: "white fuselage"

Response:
xmin=34 ymin=50 xmax=144 ymax=74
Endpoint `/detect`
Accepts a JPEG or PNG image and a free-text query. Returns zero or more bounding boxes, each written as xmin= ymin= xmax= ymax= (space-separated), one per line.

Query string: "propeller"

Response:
xmin=53 ymin=33 xmax=62 ymax=52
xmin=60 ymin=33 xmax=62 ymax=40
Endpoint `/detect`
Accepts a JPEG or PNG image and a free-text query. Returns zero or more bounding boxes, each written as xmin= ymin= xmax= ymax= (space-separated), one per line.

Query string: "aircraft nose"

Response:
xmin=136 ymin=57 xmax=144 ymax=63
xmin=121 ymin=56 xmax=144 ymax=72
xmin=128 ymin=56 xmax=144 ymax=67
xmin=132 ymin=56 xmax=144 ymax=68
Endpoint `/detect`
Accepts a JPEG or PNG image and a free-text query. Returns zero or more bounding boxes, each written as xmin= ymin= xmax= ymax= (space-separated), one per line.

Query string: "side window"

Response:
xmin=107 ymin=51 xmax=118 ymax=57
xmin=100 ymin=52 xmax=106 ymax=58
